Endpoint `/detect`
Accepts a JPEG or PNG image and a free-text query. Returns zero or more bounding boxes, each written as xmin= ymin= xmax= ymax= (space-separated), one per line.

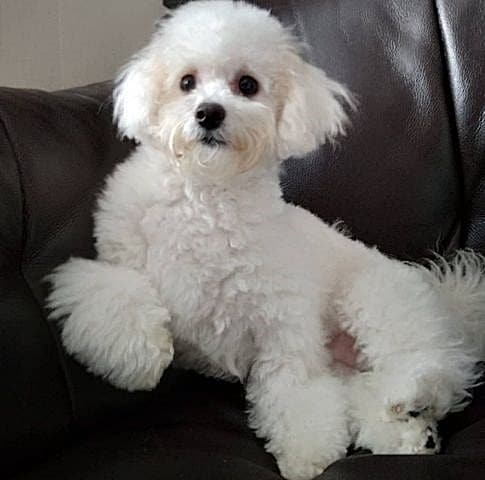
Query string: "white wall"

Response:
xmin=0 ymin=0 xmax=163 ymax=90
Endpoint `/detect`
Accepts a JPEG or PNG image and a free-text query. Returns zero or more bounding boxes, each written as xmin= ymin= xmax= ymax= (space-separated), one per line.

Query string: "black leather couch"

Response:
xmin=1 ymin=1 xmax=484 ymax=479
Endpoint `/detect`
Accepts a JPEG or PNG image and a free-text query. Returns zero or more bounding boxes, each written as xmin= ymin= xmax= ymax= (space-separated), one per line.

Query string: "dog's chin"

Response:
xmin=166 ymin=125 xmax=273 ymax=182
xmin=176 ymin=145 xmax=245 ymax=182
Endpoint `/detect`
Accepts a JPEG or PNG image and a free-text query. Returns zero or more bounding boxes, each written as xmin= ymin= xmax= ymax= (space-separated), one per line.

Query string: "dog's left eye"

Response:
xmin=238 ymin=75 xmax=259 ymax=97
xmin=180 ymin=74 xmax=196 ymax=92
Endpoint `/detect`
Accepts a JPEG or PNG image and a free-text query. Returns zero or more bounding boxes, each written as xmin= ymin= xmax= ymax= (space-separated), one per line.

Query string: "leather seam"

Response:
xmin=0 ymin=109 xmax=77 ymax=429
xmin=0 ymin=114 xmax=26 ymax=267
xmin=431 ymin=0 xmax=466 ymax=250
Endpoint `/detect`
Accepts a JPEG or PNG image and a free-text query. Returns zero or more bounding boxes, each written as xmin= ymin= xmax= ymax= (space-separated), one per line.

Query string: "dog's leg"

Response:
xmin=47 ymin=258 xmax=173 ymax=391
xmin=338 ymin=259 xmax=481 ymax=452
xmin=246 ymin=327 xmax=350 ymax=480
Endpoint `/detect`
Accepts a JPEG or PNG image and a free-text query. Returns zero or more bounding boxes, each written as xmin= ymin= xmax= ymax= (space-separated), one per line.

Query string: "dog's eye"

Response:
xmin=239 ymin=75 xmax=259 ymax=97
xmin=180 ymin=74 xmax=196 ymax=92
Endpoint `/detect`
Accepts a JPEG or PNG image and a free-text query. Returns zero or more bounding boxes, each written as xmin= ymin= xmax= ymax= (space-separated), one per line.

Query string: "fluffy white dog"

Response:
xmin=47 ymin=1 xmax=485 ymax=479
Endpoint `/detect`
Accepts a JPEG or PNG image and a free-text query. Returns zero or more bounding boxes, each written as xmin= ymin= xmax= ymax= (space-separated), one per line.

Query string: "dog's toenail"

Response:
xmin=425 ymin=436 xmax=436 ymax=449
xmin=408 ymin=410 xmax=420 ymax=417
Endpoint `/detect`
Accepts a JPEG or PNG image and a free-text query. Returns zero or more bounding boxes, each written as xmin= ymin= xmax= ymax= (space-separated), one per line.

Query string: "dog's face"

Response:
xmin=114 ymin=1 xmax=352 ymax=181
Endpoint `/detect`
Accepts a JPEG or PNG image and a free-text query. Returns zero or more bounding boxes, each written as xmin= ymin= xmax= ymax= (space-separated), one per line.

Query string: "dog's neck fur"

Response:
xmin=184 ymin=163 xmax=281 ymax=203
xmin=145 ymin=143 xmax=285 ymax=215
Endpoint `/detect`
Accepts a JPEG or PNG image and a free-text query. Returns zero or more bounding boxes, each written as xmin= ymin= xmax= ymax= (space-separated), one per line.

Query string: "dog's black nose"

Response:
xmin=196 ymin=103 xmax=226 ymax=130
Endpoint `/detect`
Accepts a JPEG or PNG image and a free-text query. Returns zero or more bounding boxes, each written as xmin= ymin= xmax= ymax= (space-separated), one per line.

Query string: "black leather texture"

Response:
xmin=1 ymin=1 xmax=484 ymax=479
xmin=434 ymin=0 xmax=485 ymax=251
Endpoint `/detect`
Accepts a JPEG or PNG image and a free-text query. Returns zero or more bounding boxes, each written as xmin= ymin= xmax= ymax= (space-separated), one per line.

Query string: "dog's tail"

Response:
xmin=419 ymin=250 xmax=485 ymax=361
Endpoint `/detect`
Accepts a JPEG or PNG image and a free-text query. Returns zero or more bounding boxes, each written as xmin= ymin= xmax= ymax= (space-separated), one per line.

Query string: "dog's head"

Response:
xmin=114 ymin=0 xmax=353 ymax=180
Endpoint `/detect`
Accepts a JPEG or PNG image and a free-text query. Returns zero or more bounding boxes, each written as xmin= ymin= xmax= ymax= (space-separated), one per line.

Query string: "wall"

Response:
xmin=0 ymin=0 xmax=163 ymax=90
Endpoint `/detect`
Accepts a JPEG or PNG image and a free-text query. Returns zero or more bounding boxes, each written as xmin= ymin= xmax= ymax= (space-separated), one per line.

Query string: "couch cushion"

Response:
xmin=11 ymin=374 xmax=280 ymax=480
xmin=11 ymin=373 xmax=485 ymax=480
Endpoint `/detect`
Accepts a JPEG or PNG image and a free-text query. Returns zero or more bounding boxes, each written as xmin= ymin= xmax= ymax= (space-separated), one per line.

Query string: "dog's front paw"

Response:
xmin=113 ymin=308 xmax=174 ymax=391
xmin=62 ymin=303 xmax=174 ymax=391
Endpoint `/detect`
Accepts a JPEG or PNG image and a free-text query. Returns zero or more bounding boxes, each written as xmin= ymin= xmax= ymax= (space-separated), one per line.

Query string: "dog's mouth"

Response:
xmin=200 ymin=133 xmax=227 ymax=147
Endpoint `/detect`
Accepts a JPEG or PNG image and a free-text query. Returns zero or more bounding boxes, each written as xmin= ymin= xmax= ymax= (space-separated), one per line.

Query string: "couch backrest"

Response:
xmin=266 ymin=0 xmax=484 ymax=259
xmin=1 ymin=0 xmax=484 ymax=474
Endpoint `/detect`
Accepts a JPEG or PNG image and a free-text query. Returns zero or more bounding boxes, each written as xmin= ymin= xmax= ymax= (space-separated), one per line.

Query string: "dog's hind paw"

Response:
xmin=355 ymin=413 xmax=440 ymax=455
xmin=392 ymin=418 xmax=440 ymax=454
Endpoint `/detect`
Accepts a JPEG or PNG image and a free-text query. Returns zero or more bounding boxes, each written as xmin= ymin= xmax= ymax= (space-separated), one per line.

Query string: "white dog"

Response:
xmin=47 ymin=2 xmax=485 ymax=479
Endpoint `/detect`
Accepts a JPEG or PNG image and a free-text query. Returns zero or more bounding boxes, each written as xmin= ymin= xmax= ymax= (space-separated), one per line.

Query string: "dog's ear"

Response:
xmin=113 ymin=20 xmax=170 ymax=141
xmin=276 ymin=53 xmax=355 ymax=159
xmin=113 ymin=53 xmax=156 ymax=140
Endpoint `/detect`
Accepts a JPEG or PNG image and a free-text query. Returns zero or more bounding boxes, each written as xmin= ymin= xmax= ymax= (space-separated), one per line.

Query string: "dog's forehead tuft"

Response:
xmin=159 ymin=1 xmax=296 ymax=66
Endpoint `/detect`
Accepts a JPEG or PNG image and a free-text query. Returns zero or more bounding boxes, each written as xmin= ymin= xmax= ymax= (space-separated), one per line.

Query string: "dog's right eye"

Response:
xmin=180 ymin=74 xmax=196 ymax=92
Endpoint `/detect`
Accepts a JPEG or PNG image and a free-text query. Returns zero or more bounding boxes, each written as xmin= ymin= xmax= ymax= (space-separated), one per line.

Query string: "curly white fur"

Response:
xmin=46 ymin=2 xmax=485 ymax=479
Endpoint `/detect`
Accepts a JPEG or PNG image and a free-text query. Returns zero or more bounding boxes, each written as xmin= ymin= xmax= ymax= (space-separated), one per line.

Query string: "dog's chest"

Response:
xmin=141 ymin=192 xmax=259 ymax=332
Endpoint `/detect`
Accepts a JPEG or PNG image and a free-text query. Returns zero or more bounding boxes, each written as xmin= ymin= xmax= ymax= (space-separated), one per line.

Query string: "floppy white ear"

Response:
xmin=113 ymin=3 xmax=174 ymax=140
xmin=112 ymin=45 xmax=164 ymax=141
xmin=277 ymin=55 xmax=354 ymax=159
